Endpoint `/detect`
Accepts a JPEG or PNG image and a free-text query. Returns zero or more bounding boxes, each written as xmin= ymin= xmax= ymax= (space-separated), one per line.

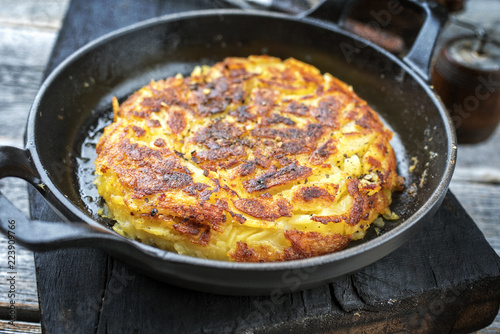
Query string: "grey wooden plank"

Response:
xmin=0 ymin=179 xmax=28 ymax=216
xmin=0 ymin=1 xmax=68 ymax=141
xmin=0 ymin=27 xmax=59 ymax=141
xmin=0 ymin=320 xmax=41 ymax=334
xmin=0 ymin=180 xmax=38 ymax=322
xmin=453 ymin=127 xmax=500 ymax=180
xmin=478 ymin=314 xmax=500 ymax=334
xmin=0 ymin=0 xmax=68 ymax=30
xmin=0 ymin=27 xmax=50 ymax=325
xmin=0 ymin=1 xmax=69 ymax=327
xmin=450 ymin=182 xmax=500 ymax=256
xmin=453 ymin=168 xmax=500 ymax=185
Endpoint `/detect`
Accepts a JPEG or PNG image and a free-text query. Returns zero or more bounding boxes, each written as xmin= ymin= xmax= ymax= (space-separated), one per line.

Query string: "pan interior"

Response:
xmin=32 ymin=12 xmax=450 ymax=250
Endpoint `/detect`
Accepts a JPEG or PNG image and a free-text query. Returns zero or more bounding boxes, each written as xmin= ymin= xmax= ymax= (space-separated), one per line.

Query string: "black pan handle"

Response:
xmin=302 ymin=0 xmax=448 ymax=82
xmin=402 ymin=1 xmax=448 ymax=82
xmin=0 ymin=193 xmax=124 ymax=252
xmin=0 ymin=145 xmax=122 ymax=251
xmin=0 ymin=146 xmax=40 ymax=185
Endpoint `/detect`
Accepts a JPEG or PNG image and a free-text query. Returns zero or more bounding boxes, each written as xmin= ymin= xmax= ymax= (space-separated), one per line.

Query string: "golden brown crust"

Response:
xmin=228 ymin=231 xmax=351 ymax=262
xmin=94 ymin=55 xmax=403 ymax=262
xmin=232 ymin=197 xmax=293 ymax=221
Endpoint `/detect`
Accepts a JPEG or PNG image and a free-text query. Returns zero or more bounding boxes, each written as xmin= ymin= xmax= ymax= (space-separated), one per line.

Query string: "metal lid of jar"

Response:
xmin=448 ymin=36 xmax=500 ymax=71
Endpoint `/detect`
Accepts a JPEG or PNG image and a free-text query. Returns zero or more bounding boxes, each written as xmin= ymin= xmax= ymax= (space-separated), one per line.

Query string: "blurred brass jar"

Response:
xmin=432 ymin=34 xmax=500 ymax=143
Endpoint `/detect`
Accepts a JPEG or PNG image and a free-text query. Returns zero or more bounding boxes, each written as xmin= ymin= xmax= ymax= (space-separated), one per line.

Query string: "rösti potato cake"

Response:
xmin=94 ymin=56 xmax=404 ymax=262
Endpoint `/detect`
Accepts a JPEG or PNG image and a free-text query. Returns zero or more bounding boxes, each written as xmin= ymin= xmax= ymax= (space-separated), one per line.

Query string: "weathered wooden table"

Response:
xmin=1 ymin=0 xmax=499 ymax=333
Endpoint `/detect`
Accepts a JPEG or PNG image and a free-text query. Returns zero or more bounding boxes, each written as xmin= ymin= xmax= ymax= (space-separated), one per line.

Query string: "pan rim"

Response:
xmin=25 ymin=8 xmax=457 ymax=272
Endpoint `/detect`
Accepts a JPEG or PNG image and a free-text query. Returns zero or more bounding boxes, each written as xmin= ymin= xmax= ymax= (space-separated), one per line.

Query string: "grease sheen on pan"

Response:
xmin=94 ymin=55 xmax=404 ymax=262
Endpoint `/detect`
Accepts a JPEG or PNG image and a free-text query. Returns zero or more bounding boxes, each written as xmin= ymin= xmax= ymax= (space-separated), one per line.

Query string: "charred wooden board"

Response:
xmin=30 ymin=187 xmax=500 ymax=333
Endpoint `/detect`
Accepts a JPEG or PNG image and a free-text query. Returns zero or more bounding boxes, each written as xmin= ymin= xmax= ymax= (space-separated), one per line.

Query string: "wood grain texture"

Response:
xmin=450 ymin=182 xmax=500 ymax=255
xmin=0 ymin=320 xmax=41 ymax=334
xmin=0 ymin=0 xmax=68 ymax=30
xmin=0 ymin=0 xmax=67 ymax=144
xmin=0 ymin=27 xmax=57 ymax=146
xmin=0 ymin=0 xmax=69 ymax=330
xmin=0 ymin=241 xmax=39 ymax=322
xmin=453 ymin=128 xmax=500 ymax=183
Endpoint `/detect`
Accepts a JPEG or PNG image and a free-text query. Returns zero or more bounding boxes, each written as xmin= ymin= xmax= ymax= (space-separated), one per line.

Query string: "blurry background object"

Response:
xmin=333 ymin=0 xmax=464 ymax=57
xmin=219 ymin=0 xmax=464 ymax=56
xmin=432 ymin=17 xmax=500 ymax=143
xmin=221 ymin=1 xmax=500 ymax=144
xmin=435 ymin=0 xmax=465 ymax=12
xmin=220 ymin=0 xmax=321 ymax=14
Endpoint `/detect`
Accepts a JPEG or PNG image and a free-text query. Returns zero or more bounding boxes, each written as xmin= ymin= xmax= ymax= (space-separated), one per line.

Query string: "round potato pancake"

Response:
xmin=94 ymin=55 xmax=404 ymax=262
